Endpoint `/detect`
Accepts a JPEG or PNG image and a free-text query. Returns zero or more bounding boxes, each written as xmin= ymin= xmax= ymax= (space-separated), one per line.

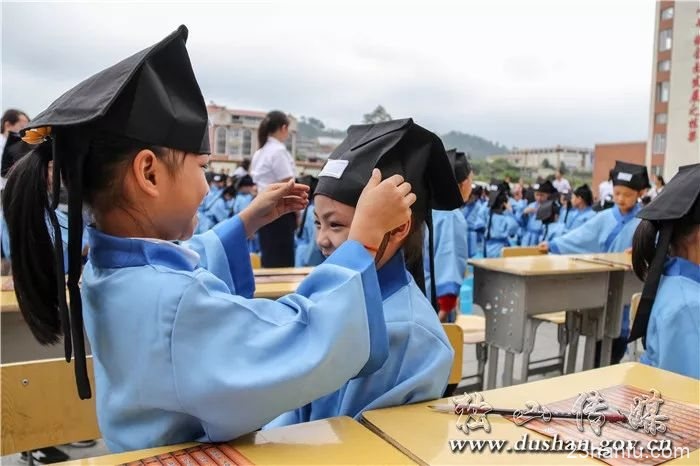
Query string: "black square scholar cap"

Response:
xmin=23 ymin=25 xmax=210 ymax=155
xmin=629 ymin=163 xmax=700 ymax=345
xmin=314 ymin=118 xmax=463 ymax=221
xmin=611 ymin=161 xmax=649 ymax=191
xmin=314 ymin=118 xmax=463 ymax=310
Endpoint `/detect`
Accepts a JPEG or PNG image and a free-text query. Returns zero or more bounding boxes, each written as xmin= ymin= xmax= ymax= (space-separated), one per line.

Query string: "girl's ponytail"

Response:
xmin=257 ymin=110 xmax=289 ymax=148
xmin=631 ymin=219 xmax=658 ymax=281
xmin=2 ymin=142 xmax=62 ymax=344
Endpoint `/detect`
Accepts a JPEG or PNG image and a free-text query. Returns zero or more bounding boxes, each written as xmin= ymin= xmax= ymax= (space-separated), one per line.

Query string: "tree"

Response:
xmin=541 ymin=158 xmax=552 ymax=169
xmin=558 ymin=161 xmax=567 ymax=174
xmin=363 ymin=105 xmax=392 ymax=124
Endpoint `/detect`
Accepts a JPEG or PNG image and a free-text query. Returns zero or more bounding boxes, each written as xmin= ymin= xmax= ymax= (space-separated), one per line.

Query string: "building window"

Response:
xmin=242 ymin=129 xmax=252 ymax=156
xmin=656 ymin=81 xmax=670 ymax=102
xmin=658 ymin=60 xmax=671 ymax=72
xmin=660 ymin=7 xmax=673 ymax=20
xmin=655 ymin=112 xmax=668 ymax=124
xmin=659 ymin=29 xmax=672 ymax=51
xmin=652 ymin=165 xmax=664 ymax=176
xmin=227 ymin=131 xmax=241 ymax=156
xmin=215 ymin=127 xmax=227 ymax=154
xmin=652 ymin=133 xmax=666 ymax=154
xmin=231 ymin=115 xmax=241 ymax=122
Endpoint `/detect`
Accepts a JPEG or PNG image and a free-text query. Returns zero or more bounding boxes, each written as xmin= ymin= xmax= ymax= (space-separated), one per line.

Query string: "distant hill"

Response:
xmin=297 ymin=118 xmax=346 ymax=140
xmin=440 ymin=131 xmax=509 ymax=159
xmin=297 ymin=117 xmax=509 ymax=158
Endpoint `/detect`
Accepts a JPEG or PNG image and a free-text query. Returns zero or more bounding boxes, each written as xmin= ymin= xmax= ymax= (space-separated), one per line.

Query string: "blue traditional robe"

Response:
xmin=294 ymin=203 xmax=324 ymax=267
xmin=81 ymin=215 xmax=389 ymax=452
xmin=265 ymin=251 xmax=453 ymax=427
xmin=640 ymin=257 xmax=700 ymax=379
xmin=424 ymin=209 xmax=469 ymax=299
xmin=518 ymin=201 xmax=544 ymax=246
xmin=461 ymin=202 xmax=483 ymax=258
xmin=549 ymin=204 xmax=641 ymax=254
xmin=232 ymin=193 xmax=258 ymax=253
xmin=483 ymin=211 xmax=520 ymax=258
xmin=559 ymin=206 xmax=596 ymax=232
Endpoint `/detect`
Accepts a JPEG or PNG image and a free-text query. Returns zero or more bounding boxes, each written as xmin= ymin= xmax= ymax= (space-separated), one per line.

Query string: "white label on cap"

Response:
xmin=617 ymin=172 xmax=633 ymax=182
xmin=319 ymin=160 xmax=349 ymax=179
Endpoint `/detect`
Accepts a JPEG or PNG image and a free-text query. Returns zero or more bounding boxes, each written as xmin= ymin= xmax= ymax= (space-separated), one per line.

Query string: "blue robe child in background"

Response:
xmin=483 ymin=184 xmax=519 ymax=257
xmin=424 ymin=150 xmax=472 ymax=322
xmin=208 ymin=186 xmax=236 ymax=226
xmin=295 ymin=202 xmax=324 ymax=267
xmin=461 ymin=185 xmax=484 ymax=258
xmin=544 ymin=161 xmax=651 ymax=366
xmin=232 ymin=175 xmax=259 ymax=253
xmin=518 ymin=180 xmax=558 ymax=246
xmin=559 ymin=184 xmax=596 ymax=232
xmin=293 ymin=175 xmax=324 ymax=267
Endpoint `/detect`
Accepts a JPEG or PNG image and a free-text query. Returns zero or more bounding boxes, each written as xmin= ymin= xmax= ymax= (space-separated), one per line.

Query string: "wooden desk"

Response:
xmin=469 ymin=255 xmax=618 ymax=387
xmin=254 ymin=267 xmax=313 ymax=277
xmin=362 ymin=363 xmax=700 ymax=465
xmin=61 ymin=417 xmax=412 ymax=465
xmin=0 ymin=277 xmax=304 ymax=312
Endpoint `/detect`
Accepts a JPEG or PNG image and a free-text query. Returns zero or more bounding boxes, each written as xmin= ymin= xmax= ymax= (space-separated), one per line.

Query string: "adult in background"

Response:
xmin=597 ymin=169 xmax=614 ymax=209
xmin=552 ymin=169 xmax=571 ymax=193
xmin=233 ymin=158 xmax=251 ymax=178
xmin=648 ymin=174 xmax=665 ymax=200
xmin=1 ymin=109 xmax=30 ymax=189
xmin=251 ymin=111 xmax=297 ymax=267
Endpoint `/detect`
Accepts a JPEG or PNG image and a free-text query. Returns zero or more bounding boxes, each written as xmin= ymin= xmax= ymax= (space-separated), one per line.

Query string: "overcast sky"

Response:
xmin=2 ymin=0 xmax=657 ymax=148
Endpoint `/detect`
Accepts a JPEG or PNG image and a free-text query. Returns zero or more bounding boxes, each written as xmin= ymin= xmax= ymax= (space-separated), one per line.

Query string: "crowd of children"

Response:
xmin=1 ymin=24 xmax=697 ymax=460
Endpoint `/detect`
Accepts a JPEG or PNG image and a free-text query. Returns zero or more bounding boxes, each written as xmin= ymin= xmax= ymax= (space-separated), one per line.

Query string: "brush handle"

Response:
xmin=452 ymin=405 xmax=628 ymax=423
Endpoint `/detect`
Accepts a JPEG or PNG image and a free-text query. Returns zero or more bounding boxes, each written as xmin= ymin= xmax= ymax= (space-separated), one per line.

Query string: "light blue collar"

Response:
xmin=377 ymin=251 xmax=410 ymax=300
xmin=665 ymin=257 xmax=700 ymax=284
xmin=87 ymin=227 xmax=200 ymax=271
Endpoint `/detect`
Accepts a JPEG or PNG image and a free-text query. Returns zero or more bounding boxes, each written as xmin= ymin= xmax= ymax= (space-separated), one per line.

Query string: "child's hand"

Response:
xmin=239 ymin=180 xmax=309 ymax=237
xmin=349 ymin=169 xmax=416 ymax=254
xmin=523 ymin=206 xmax=536 ymax=215
xmin=537 ymin=241 xmax=549 ymax=253
xmin=624 ymin=247 xmax=632 ymax=255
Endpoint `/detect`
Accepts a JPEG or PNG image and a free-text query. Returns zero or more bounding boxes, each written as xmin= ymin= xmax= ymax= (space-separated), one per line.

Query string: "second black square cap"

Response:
xmin=314 ymin=118 xmax=463 ymax=222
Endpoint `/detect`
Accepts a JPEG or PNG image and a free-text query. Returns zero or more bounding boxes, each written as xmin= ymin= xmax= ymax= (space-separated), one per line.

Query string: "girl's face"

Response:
xmin=613 ymin=185 xmax=640 ymax=214
xmin=534 ymin=192 xmax=548 ymax=204
xmin=155 ymin=153 xmax=210 ymax=240
xmin=571 ymin=194 xmax=584 ymax=209
xmin=314 ymin=195 xmax=355 ymax=257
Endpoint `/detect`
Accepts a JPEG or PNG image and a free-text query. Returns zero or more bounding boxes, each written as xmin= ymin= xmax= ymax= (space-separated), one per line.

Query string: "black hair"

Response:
xmin=1 ymin=109 xmax=29 ymax=133
xmin=656 ymin=175 xmax=665 ymax=186
xmin=240 ymin=158 xmax=251 ymax=171
xmin=257 ymin=111 xmax=289 ymax=148
xmin=2 ymin=131 xmax=179 ymax=348
xmin=632 ymin=219 xmax=698 ymax=281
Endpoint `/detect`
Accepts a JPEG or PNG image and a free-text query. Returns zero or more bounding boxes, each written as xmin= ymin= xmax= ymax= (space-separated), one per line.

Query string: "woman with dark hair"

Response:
xmin=630 ymin=164 xmax=699 ymax=378
xmin=250 ymin=111 xmax=297 ymax=267
xmin=648 ymin=174 xmax=666 ymax=200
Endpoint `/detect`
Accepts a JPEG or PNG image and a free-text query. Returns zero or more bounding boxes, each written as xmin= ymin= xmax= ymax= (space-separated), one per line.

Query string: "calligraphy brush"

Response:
xmin=428 ymin=404 xmax=628 ymax=423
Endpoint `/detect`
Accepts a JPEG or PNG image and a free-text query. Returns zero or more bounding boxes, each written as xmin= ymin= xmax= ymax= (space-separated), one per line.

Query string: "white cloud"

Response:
xmin=1 ymin=0 xmax=655 ymax=147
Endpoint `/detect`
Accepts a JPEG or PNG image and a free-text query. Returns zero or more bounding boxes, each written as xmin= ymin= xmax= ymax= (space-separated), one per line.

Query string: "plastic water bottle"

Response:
xmin=460 ymin=266 xmax=474 ymax=314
